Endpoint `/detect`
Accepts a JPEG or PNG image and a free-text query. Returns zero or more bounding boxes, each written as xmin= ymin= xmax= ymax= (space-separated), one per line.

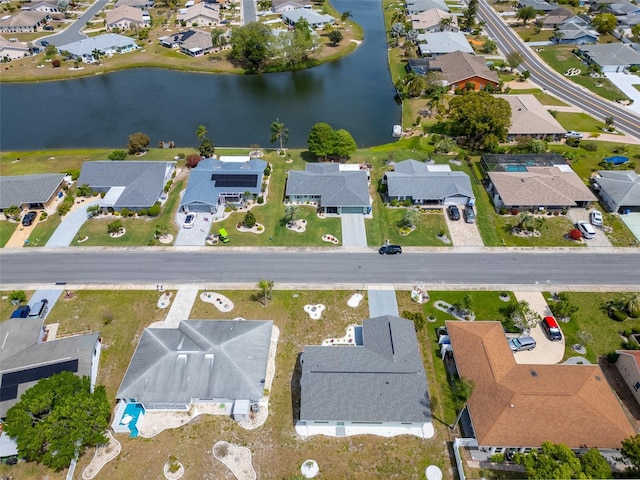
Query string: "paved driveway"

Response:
xmin=341 ymin=214 xmax=368 ymax=248
xmin=368 ymin=285 xmax=399 ymax=318
xmin=39 ymin=0 xmax=111 ymax=46
xmin=46 ymin=200 xmax=99 ymax=247
xmin=565 ymin=208 xmax=612 ymax=247
xmin=173 ymin=212 xmax=212 ymax=246
xmin=444 ymin=207 xmax=484 ymax=247
xmin=511 ymin=292 xmax=564 ymax=365
xmin=604 ymin=73 xmax=640 ymax=115
xmin=620 ymin=213 xmax=640 ymax=243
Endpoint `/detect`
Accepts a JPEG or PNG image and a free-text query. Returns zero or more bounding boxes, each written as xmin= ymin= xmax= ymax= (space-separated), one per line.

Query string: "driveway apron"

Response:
xmin=368 ymin=285 xmax=399 ymax=318
xmin=46 ymin=200 xmax=99 ymax=247
xmin=161 ymin=286 xmax=200 ymax=328
xmin=341 ymin=214 xmax=368 ymax=248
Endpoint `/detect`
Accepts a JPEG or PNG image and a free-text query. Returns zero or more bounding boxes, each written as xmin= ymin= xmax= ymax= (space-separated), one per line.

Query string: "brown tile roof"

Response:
xmin=410 ymin=8 xmax=457 ymax=30
xmin=487 ymin=165 xmax=598 ymax=207
xmin=447 ymin=321 xmax=636 ymax=448
xmin=430 ymin=51 xmax=499 ymax=86
xmin=494 ymin=94 xmax=566 ymax=136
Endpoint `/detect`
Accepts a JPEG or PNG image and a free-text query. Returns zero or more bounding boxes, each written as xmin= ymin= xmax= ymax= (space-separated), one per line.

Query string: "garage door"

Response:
xmin=184 ymin=203 xmax=213 ymax=213
xmin=444 ymin=196 xmax=469 ymax=205
xmin=341 ymin=207 xmax=364 ymax=214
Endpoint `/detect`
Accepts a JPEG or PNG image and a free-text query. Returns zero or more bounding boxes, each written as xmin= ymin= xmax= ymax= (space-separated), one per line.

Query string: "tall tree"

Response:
xmin=450 ymin=376 xmax=474 ymax=430
xmin=514 ymin=442 xmax=607 ymax=479
xmin=461 ymin=0 xmax=478 ymax=29
xmin=4 ymin=372 xmax=110 ymax=470
xmin=622 ymin=435 xmax=640 ymax=472
xmin=506 ymin=51 xmax=523 ymax=71
xmin=270 ymin=118 xmax=288 ymax=152
xmin=230 ymin=22 xmax=273 ymax=72
xmin=211 ymin=28 xmax=226 ymax=48
xmin=307 ymin=122 xmax=335 ymax=159
xmin=196 ymin=124 xmax=208 ymax=141
xmin=447 ymin=91 xmax=511 ymax=149
xmin=257 ymin=279 xmax=274 ymax=306
xmin=438 ymin=16 xmax=453 ymax=31
xmin=127 ymin=132 xmax=150 ymax=154
xmin=285 ymin=205 xmax=299 ymax=223
xmin=333 ymin=129 xmax=357 ymax=159
xmin=591 ymin=13 xmax=616 ymax=33
xmin=328 ymin=29 xmax=343 ymax=46
xmin=516 ymin=5 xmax=536 ymax=25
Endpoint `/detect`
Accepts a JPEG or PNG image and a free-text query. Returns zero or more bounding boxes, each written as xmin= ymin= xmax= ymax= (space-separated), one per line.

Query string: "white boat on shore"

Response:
xmin=392 ymin=124 xmax=402 ymax=137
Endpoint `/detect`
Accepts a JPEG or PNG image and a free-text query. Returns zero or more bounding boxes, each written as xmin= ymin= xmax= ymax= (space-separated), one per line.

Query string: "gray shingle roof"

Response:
xmin=117 ymin=320 xmax=273 ymax=404
xmin=180 ymin=158 xmax=266 ymax=209
xmin=285 ymin=163 xmax=370 ymax=207
xmin=300 ymin=315 xmax=431 ymax=423
xmin=385 ymin=160 xmax=474 ymax=201
xmin=596 ymin=170 xmax=640 ymax=208
xmin=57 ymin=33 xmax=138 ymax=57
xmin=579 ymin=43 xmax=640 ymax=67
xmin=78 ymin=161 xmax=173 ymax=208
xmin=0 ymin=316 xmax=99 ymax=417
xmin=417 ymin=31 xmax=473 ymax=55
xmin=0 ymin=174 xmax=65 ymax=209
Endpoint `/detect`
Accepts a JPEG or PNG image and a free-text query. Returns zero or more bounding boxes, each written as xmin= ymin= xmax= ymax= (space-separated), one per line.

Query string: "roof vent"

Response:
xmin=595 ymin=375 xmax=601 ymax=381
xmin=529 ymin=369 xmax=538 ymax=377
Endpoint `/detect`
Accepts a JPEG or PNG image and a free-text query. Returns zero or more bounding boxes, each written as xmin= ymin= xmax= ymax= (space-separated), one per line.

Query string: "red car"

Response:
xmin=541 ymin=316 xmax=562 ymax=341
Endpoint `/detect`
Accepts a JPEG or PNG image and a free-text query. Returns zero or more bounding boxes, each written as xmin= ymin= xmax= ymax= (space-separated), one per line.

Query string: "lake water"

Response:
xmin=0 ymin=0 xmax=400 ymax=151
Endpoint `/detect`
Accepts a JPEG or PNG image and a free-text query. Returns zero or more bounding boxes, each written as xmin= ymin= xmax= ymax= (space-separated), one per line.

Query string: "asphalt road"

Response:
xmin=1 ymin=249 xmax=639 ymax=288
xmin=477 ymin=0 xmax=640 ymax=140
xmin=38 ymin=0 xmax=112 ymax=47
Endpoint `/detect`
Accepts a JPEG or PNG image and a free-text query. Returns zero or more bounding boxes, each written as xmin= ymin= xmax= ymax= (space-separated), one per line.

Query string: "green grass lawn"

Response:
xmin=366 ymin=206 xmax=450 ymax=247
xmin=0 ymin=221 xmax=18 ymax=248
xmin=536 ymin=46 xmax=629 ymax=102
xmin=25 ymin=213 xmax=62 ymax=247
xmin=506 ymin=88 xmax=568 ymax=106
xmin=553 ymin=111 xmax=608 ymax=133
xmin=513 ymin=26 xmax=554 ymax=42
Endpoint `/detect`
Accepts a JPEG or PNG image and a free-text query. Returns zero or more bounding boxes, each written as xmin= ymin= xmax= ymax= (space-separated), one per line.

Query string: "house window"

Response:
xmin=633 ymin=381 xmax=640 ymax=392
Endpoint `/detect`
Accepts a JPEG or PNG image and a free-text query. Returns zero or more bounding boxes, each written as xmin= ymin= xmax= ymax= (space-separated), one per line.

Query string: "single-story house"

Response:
xmin=114 ymin=320 xmax=272 ymax=434
xmin=0 ymin=35 xmax=30 ymax=61
xmin=618 ymin=14 xmax=640 ymax=28
xmin=540 ymin=7 xmax=579 ymax=27
xmin=516 ymin=0 xmax=557 ymax=12
xmin=106 ymin=5 xmax=149 ymax=30
xmin=296 ymin=315 xmax=434 ymax=439
xmin=57 ymin=33 xmax=138 ymax=63
xmin=406 ymin=0 xmax=449 ymax=15
xmin=593 ymin=170 xmax=640 ymax=213
xmin=281 ymin=8 xmax=334 ymax=28
xmin=285 ymin=163 xmax=371 ymax=215
xmin=160 ymin=29 xmax=213 ymax=56
xmin=383 ymin=160 xmax=475 ymax=206
xmin=417 ymin=31 xmax=473 ymax=57
xmin=77 ymin=161 xmax=175 ymax=211
xmin=410 ymin=8 xmax=458 ymax=32
xmin=493 ymin=94 xmax=566 ymax=140
xmin=430 ymin=51 xmax=499 ymax=91
xmin=180 ymin=156 xmax=266 ymax=214
xmin=21 ymin=1 xmax=60 ymax=14
xmin=486 ymin=161 xmax=597 ymax=211
xmin=177 ymin=2 xmax=220 ymax=26
xmin=577 ymin=43 xmax=640 ymax=72
xmin=616 ymin=350 xmax=640 ymax=407
xmin=607 ymin=0 xmax=640 ymax=15
xmin=0 ymin=173 xmax=65 ymax=211
xmin=447 ymin=321 xmax=635 ymax=450
xmin=114 ymin=0 xmax=154 ymax=8
xmin=271 ymin=0 xmax=312 ymax=13
xmin=552 ymin=22 xmax=598 ymax=44
xmin=0 ymin=11 xmax=50 ymax=33
xmin=0 ymin=314 xmax=101 ymax=418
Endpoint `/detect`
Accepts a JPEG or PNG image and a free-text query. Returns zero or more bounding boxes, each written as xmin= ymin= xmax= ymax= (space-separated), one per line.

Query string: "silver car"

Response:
xmin=509 ymin=336 xmax=536 ymax=352
xmin=576 ymin=221 xmax=596 ymax=239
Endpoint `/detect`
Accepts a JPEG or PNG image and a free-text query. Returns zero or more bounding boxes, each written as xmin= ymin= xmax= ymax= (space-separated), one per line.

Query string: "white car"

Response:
xmin=564 ymin=131 xmax=583 ymax=139
xmin=183 ymin=214 xmax=195 ymax=229
xmin=576 ymin=221 xmax=596 ymax=239
xmin=590 ymin=210 xmax=603 ymax=227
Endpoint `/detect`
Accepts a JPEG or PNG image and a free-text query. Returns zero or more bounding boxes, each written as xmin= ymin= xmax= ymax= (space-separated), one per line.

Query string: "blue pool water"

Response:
xmin=122 ymin=403 xmax=144 ymax=438
xmin=505 ymin=165 xmax=528 ymax=172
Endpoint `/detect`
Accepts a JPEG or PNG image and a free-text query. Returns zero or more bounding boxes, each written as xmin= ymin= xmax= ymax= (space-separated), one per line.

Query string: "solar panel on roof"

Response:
xmin=0 ymin=359 xmax=79 ymax=401
xmin=211 ymin=174 xmax=257 ymax=188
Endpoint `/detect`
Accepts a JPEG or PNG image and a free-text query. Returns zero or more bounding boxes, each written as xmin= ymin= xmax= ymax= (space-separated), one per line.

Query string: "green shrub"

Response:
xmin=57 ymin=203 xmax=70 ymax=216
xmin=9 ymin=290 xmax=27 ymax=304
xmin=67 ymin=169 xmax=80 ymax=180
xmin=107 ymin=149 xmax=127 ymax=161
xmin=582 ymin=142 xmax=597 ymax=152
xmin=264 ymin=166 xmax=271 ymax=177
xmin=402 ymin=310 xmax=425 ymax=331
xmin=257 ymin=196 xmax=264 ymax=204
xmin=609 ymin=308 xmax=628 ymax=322
xmin=39 ymin=212 xmax=48 ymax=220
xmin=148 ymin=239 xmax=156 ymax=246
xmin=148 ymin=202 xmax=161 ymax=217
xmin=566 ymin=137 xmax=580 ymax=148
xmin=607 ymin=351 xmax=620 ymax=363
xmin=120 ymin=208 xmax=131 ymax=217
xmin=403 ymin=199 xmax=413 ymax=207
xmin=390 ymin=199 xmax=400 ymax=207
xmin=622 ymin=341 xmax=640 ymax=350
xmin=490 ymin=453 xmax=505 ymax=463
xmin=499 ymin=208 xmax=508 ymax=215
xmin=138 ymin=209 xmax=147 ymax=216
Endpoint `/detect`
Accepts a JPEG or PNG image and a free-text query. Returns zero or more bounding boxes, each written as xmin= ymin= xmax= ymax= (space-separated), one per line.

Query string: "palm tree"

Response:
xmin=438 ymin=17 xmax=453 ymax=32
xmin=92 ymin=48 xmax=101 ymax=64
xmin=285 ymin=205 xmax=299 ymax=224
xmin=450 ymin=377 xmax=474 ymax=430
xmin=624 ymin=293 xmax=640 ymax=318
xmin=270 ymin=118 xmax=288 ymax=153
xmin=196 ymin=124 xmax=208 ymax=141
xmin=257 ymin=279 xmax=274 ymax=306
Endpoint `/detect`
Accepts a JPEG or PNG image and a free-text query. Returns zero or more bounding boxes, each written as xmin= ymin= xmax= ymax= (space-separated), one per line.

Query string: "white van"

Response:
xmin=28 ymin=299 xmax=48 ymax=318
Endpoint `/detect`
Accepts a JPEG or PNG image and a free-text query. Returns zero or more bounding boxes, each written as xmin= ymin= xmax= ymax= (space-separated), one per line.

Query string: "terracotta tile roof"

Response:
xmin=493 ymin=94 xmax=565 ymax=136
xmin=487 ymin=165 xmax=597 ymax=207
xmin=447 ymin=321 xmax=636 ymax=448
xmin=430 ymin=51 xmax=498 ymax=86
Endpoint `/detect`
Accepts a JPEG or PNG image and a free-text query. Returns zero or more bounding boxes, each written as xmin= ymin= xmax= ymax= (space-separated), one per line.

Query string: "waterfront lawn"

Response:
xmin=0 ymin=221 xmax=18 ymax=248
xmin=553 ymin=111 xmax=608 ymax=133
xmin=25 ymin=213 xmax=62 ymax=247
xmin=536 ymin=46 xmax=629 ymax=101
xmin=73 ymin=178 xmax=185 ymax=246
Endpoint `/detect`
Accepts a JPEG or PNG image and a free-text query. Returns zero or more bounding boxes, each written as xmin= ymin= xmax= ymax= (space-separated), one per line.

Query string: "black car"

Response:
xmin=11 ymin=305 xmax=31 ymax=318
xmin=379 ymin=244 xmax=402 ymax=255
xmin=43 ymin=25 xmax=54 ymax=30
xmin=447 ymin=205 xmax=461 ymax=221
xmin=41 ymin=40 xmax=49 ymax=47
xmin=22 ymin=211 xmax=37 ymax=226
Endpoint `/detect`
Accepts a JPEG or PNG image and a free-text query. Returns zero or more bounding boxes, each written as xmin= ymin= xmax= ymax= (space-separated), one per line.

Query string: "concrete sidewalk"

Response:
xmin=158 ymin=286 xmax=199 ymax=328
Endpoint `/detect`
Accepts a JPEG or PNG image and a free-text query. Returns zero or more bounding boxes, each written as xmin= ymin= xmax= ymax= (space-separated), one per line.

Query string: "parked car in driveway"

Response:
xmin=183 ymin=214 xmax=195 ymax=228
xmin=28 ymin=299 xmax=48 ymax=318
xmin=576 ymin=221 xmax=596 ymax=239
xmin=509 ymin=336 xmax=537 ymax=352
xmin=590 ymin=210 xmax=603 ymax=227
xmin=447 ymin=205 xmax=461 ymax=221
xmin=40 ymin=40 xmax=49 ymax=47
xmin=379 ymin=244 xmax=402 ymax=255
xmin=21 ymin=211 xmax=37 ymax=226
xmin=541 ymin=316 xmax=563 ymax=341
xmin=564 ymin=131 xmax=583 ymax=139
xmin=463 ymin=206 xmax=475 ymax=224
xmin=10 ymin=305 xmax=30 ymax=318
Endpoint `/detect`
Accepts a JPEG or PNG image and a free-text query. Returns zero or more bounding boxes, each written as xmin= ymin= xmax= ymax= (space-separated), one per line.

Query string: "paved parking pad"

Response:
xmin=341 ymin=214 xmax=368 ymax=248
xmin=174 ymin=213 xmax=212 ymax=246
xmin=444 ymin=207 xmax=484 ymax=247
xmin=565 ymin=208 xmax=612 ymax=247
xmin=368 ymin=285 xmax=399 ymax=318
